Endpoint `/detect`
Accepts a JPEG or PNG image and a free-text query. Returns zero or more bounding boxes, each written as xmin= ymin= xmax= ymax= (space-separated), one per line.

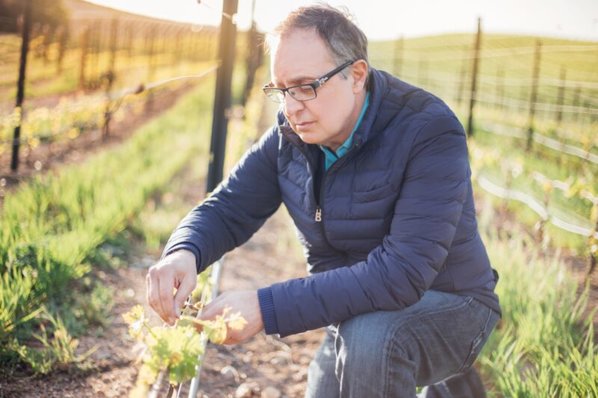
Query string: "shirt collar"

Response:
xmin=320 ymin=92 xmax=370 ymax=168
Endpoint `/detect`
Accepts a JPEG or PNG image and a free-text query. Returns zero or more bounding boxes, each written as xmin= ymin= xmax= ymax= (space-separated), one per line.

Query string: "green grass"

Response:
xmin=0 ymin=77 xmax=214 ymax=374
xmin=476 ymin=222 xmax=597 ymax=397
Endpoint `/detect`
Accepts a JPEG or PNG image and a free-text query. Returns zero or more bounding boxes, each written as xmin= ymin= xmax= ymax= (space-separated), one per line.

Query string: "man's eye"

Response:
xmin=290 ymin=85 xmax=313 ymax=94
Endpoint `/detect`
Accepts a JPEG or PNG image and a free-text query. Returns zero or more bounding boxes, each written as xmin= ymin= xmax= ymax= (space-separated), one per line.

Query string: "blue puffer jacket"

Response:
xmin=164 ymin=68 xmax=500 ymax=337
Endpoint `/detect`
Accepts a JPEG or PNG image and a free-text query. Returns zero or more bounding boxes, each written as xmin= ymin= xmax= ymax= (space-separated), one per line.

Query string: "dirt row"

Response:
xmin=0 ymin=83 xmax=196 ymax=197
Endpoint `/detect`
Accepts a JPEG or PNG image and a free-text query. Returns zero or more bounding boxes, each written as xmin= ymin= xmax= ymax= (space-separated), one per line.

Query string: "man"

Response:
xmin=147 ymin=4 xmax=500 ymax=397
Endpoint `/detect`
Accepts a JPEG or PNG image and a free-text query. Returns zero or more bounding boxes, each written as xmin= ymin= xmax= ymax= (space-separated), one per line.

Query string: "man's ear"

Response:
xmin=351 ymin=59 xmax=369 ymax=93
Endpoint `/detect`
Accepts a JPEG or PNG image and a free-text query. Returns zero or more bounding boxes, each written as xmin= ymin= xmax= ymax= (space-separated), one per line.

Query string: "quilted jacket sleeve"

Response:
xmin=162 ymin=127 xmax=282 ymax=272
xmin=262 ymin=116 xmax=470 ymax=336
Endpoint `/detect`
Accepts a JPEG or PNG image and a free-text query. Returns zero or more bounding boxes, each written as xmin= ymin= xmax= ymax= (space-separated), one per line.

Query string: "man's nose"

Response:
xmin=283 ymin=93 xmax=305 ymax=116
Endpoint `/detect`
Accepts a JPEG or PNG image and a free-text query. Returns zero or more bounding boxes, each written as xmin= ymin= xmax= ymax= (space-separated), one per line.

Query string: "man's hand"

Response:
xmin=146 ymin=250 xmax=197 ymax=325
xmin=200 ymin=290 xmax=264 ymax=344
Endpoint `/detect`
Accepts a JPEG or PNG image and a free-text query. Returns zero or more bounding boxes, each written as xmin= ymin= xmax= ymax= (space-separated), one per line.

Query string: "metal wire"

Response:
xmin=477 ymin=174 xmax=598 ymax=239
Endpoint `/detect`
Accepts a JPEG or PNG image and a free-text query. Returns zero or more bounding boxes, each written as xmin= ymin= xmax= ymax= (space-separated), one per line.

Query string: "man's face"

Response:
xmin=270 ymin=28 xmax=365 ymax=151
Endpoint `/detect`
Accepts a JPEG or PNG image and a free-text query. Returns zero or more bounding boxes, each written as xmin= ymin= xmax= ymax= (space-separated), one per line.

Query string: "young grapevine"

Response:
xmin=123 ymin=273 xmax=246 ymax=394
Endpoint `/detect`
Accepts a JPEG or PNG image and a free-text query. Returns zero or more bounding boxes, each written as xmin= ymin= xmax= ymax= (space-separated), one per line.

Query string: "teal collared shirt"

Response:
xmin=320 ymin=93 xmax=370 ymax=170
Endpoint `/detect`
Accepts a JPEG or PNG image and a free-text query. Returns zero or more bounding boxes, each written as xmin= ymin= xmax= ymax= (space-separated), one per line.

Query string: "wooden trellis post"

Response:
xmin=526 ymin=40 xmax=542 ymax=151
xmin=10 ymin=0 xmax=32 ymax=172
xmin=466 ymin=18 xmax=481 ymax=137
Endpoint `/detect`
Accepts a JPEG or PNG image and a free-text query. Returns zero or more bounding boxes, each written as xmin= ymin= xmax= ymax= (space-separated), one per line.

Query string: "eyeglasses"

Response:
xmin=263 ymin=59 xmax=356 ymax=103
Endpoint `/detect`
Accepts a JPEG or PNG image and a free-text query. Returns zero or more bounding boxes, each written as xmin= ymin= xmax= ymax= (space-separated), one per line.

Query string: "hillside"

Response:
xmin=65 ymin=0 xmax=194 ymax=26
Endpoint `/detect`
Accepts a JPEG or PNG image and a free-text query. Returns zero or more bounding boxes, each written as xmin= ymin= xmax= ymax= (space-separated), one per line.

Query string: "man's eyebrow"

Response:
xmin=274 ymin=74 xmax=318 ymax=87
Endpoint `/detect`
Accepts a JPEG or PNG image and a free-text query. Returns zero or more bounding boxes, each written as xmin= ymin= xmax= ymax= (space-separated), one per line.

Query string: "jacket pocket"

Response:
xmin=353 ymin=184 xmax=396 ymax=203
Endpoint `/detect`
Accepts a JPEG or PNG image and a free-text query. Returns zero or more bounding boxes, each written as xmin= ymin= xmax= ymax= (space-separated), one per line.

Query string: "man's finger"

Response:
xmin=147 ymin=268 xmax=168 ymax=322
xmin=146 ymin=269 xmax=160 ymax=315
xmin=173 ymin=273 xmax=197 ymax=316
xmin=158 ymin=276 xmax=176 ymax=324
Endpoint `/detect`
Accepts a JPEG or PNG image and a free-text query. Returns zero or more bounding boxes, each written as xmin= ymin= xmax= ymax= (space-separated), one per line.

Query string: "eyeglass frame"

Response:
xmin=262 ymin=59 xmax=357 ymax=103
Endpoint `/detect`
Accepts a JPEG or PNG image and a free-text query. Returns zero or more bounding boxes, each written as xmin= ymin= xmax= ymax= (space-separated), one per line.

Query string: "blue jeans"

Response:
xmin=305 ymin=290 xmax=500 ymax=398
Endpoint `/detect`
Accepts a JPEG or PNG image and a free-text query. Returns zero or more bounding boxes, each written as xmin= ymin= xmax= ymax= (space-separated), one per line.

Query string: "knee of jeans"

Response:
xmin=459 ymin=308 xmax=500 ymax=373
xmin=335 ymin=315 xmax=399 ymax=374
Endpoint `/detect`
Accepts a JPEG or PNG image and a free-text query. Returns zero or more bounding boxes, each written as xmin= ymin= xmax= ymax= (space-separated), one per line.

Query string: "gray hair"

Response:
xmin=266 ymin=3 xmax=369 ymax=68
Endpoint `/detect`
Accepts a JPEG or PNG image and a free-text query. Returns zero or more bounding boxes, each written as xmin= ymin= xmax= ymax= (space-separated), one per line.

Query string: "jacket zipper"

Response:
xmin=286 ymin=141 xmax=323 ymax=222
xmin=314 ymin=138 xmax=362 ymax=223
xmin=315 ymin=207 xmax=322 ymax=222
xmin=282 ymin=130 xmax=361 ymax=223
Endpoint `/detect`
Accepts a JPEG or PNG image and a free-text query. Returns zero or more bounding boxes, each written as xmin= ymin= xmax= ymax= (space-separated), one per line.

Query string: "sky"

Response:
xmin=86 ymin=0 xmax=598 ymax=41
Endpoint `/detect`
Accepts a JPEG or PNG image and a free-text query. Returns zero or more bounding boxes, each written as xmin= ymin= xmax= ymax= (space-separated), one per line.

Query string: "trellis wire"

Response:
xmin=477 ymin=174 xmax=598 ymax=239
xmin=479 ymin=122 xmax=598 ymax=164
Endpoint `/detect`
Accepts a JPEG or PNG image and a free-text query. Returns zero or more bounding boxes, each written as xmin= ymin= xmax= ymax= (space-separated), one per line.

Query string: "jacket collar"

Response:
xmin=277 ymin=68 xmax=393 ymax=149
